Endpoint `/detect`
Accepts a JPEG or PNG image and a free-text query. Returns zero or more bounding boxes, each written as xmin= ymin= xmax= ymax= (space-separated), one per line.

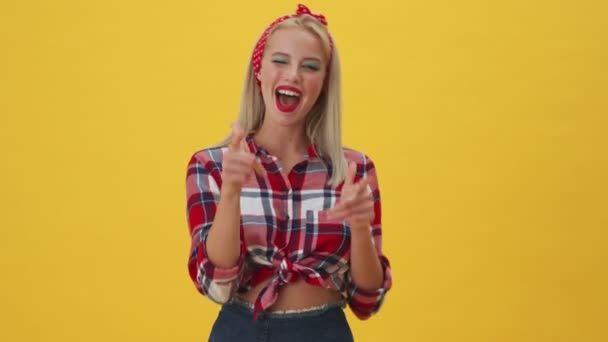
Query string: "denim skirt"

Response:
xmin=208 ymin=300 xmax=354 ymax=342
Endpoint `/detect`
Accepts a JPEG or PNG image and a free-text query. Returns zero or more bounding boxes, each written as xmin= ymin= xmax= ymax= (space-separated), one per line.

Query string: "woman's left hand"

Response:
xmin=327 ymin=161 xmax=374 ymax=229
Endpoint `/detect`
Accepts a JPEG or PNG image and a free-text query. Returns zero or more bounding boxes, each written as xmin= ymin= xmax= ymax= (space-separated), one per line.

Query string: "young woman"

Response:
xmin=186 ymin=4 xmax=392 ymax=341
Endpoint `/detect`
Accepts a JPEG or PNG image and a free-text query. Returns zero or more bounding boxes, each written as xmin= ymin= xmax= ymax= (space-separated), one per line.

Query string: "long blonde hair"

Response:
xmin=220 ymin=15 xmax=345 ymax=187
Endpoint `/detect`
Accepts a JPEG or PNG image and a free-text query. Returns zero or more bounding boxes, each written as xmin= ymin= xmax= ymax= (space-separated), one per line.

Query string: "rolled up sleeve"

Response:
xmin=346 ymin=154 xmax=393 ymax=320
xmin=186 ymin=152 xmax=246 ymax=304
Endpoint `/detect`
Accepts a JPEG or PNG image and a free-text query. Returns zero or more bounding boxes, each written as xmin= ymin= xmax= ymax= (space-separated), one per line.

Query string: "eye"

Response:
xmin=303 ymin=63 xmax=320 ymax=71
xmin=271 ymin=58 xmax=288 ymax=64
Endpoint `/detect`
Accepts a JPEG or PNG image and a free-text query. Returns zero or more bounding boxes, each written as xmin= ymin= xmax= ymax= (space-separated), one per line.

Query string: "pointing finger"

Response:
xmin=344 ymin=161 xmax=356 ymax=186
xmin=236 ymin=128 xmax=264 ymax=177
xmin=229 ymin=122 xmax=245 ymax=152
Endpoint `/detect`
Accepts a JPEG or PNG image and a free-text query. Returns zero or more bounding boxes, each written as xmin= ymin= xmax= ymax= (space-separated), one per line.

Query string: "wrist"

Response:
xmin=349 ymin=222 xmax=371 ymax=235
xmin=220 ymin=184 xmax=242 ymax=201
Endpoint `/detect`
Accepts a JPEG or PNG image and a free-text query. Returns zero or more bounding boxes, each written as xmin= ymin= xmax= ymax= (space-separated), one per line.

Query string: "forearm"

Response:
xmin=205 ymin=187 xmax=242 ymax=268
xmin=349 ymin=224 xmax=384 ymax=290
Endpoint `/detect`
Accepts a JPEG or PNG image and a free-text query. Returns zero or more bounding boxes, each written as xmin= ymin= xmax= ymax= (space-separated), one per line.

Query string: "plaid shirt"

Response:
xmin=186 ymin=136 xmax=392 ymax=320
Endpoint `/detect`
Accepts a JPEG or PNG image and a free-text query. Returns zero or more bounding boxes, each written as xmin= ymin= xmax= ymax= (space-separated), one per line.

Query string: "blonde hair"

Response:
xmin=220 ymin=15 xmax=346 ymax=187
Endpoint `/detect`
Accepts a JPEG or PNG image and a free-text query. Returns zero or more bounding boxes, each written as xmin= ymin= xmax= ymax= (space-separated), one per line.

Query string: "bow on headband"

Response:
xmin=295 ymin=4 xmax=327 ymax=26
xmin=252 ymin=4 xmax=333 ymax=85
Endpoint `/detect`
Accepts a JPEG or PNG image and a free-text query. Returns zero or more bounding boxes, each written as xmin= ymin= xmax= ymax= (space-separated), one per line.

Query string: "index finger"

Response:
xmin=238 ymin=131 xmax=265 ymax=177
xmin=344 ymin=161 xmax=356 ymax=186
xmin=229 ymin=122 xmax=245 ymax=152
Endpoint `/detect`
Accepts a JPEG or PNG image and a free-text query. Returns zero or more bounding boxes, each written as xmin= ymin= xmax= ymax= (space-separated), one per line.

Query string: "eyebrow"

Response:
xmin=270 ymin=52 xmax=322 ymax=64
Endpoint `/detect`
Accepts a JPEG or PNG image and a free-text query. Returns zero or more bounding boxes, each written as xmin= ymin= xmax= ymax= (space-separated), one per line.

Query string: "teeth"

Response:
xmin=277 ymin=89 xmax=300 ymax=97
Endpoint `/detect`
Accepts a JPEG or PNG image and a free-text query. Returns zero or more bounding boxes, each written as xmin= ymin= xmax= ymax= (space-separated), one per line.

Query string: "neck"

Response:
xmin=254 ymin=121 xmax=309 ymax=160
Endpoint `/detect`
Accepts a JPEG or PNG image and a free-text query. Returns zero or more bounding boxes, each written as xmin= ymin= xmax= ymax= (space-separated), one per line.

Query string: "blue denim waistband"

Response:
xmin=227 ymin=298 xmax=347 ymax=320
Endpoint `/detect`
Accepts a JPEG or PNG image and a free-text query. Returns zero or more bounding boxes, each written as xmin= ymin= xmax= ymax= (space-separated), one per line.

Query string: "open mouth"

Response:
xmin=275 ymin=86 xmax=301 ymax=113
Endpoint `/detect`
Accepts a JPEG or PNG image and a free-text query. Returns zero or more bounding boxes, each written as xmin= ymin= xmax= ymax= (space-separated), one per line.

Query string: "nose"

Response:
xmin=283 ymin=64 xmax=301 ymax=84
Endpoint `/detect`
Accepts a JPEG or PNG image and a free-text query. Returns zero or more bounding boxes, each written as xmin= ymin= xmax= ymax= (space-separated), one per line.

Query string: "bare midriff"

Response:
xmin=235 ymin=278 xmax=344 ymax=311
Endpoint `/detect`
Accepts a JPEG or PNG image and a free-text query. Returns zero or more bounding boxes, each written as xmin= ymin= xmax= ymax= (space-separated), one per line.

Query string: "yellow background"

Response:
xmin=1 ymin=0 xmax=607 ymax=341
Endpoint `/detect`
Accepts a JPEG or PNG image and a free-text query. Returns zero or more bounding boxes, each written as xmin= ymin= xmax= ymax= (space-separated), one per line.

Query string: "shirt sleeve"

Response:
xmin=346 ymin=154 xmax=393 ymax=320
xmin=185 ymin=152 xmax=246 ymax=304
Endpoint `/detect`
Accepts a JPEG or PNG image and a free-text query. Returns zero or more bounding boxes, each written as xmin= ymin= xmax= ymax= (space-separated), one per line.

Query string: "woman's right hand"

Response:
xmin=221 ymin=123 xmax=263 ymax=197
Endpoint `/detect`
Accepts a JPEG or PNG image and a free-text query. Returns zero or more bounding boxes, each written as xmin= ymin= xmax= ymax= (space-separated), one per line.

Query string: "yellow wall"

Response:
xmin=1 ymin=1 xmax=606 ymax=341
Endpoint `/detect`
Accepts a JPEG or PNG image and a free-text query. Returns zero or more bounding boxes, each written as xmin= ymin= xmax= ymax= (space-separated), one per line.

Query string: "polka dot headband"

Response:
xmin=252 ymin=4 xmax=334 ymax=86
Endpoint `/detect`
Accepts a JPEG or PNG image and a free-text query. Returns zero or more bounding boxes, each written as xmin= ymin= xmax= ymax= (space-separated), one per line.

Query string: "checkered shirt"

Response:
xmin=186 ymin=136 xmax=392 ymax=320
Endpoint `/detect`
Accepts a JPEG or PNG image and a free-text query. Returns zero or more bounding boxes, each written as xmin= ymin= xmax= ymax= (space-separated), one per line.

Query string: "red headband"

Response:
xmin=252 ymin=4 xmax=333 ymax=86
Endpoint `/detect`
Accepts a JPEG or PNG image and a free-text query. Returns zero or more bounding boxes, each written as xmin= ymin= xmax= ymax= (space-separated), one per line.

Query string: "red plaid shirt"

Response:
xmin=186 ymin=136 xmax=392 ymax=320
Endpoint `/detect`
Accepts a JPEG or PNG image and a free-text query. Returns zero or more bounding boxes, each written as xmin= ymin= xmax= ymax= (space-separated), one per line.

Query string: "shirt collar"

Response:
xmin=245 ymin=134 xmax=321 ymax=161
